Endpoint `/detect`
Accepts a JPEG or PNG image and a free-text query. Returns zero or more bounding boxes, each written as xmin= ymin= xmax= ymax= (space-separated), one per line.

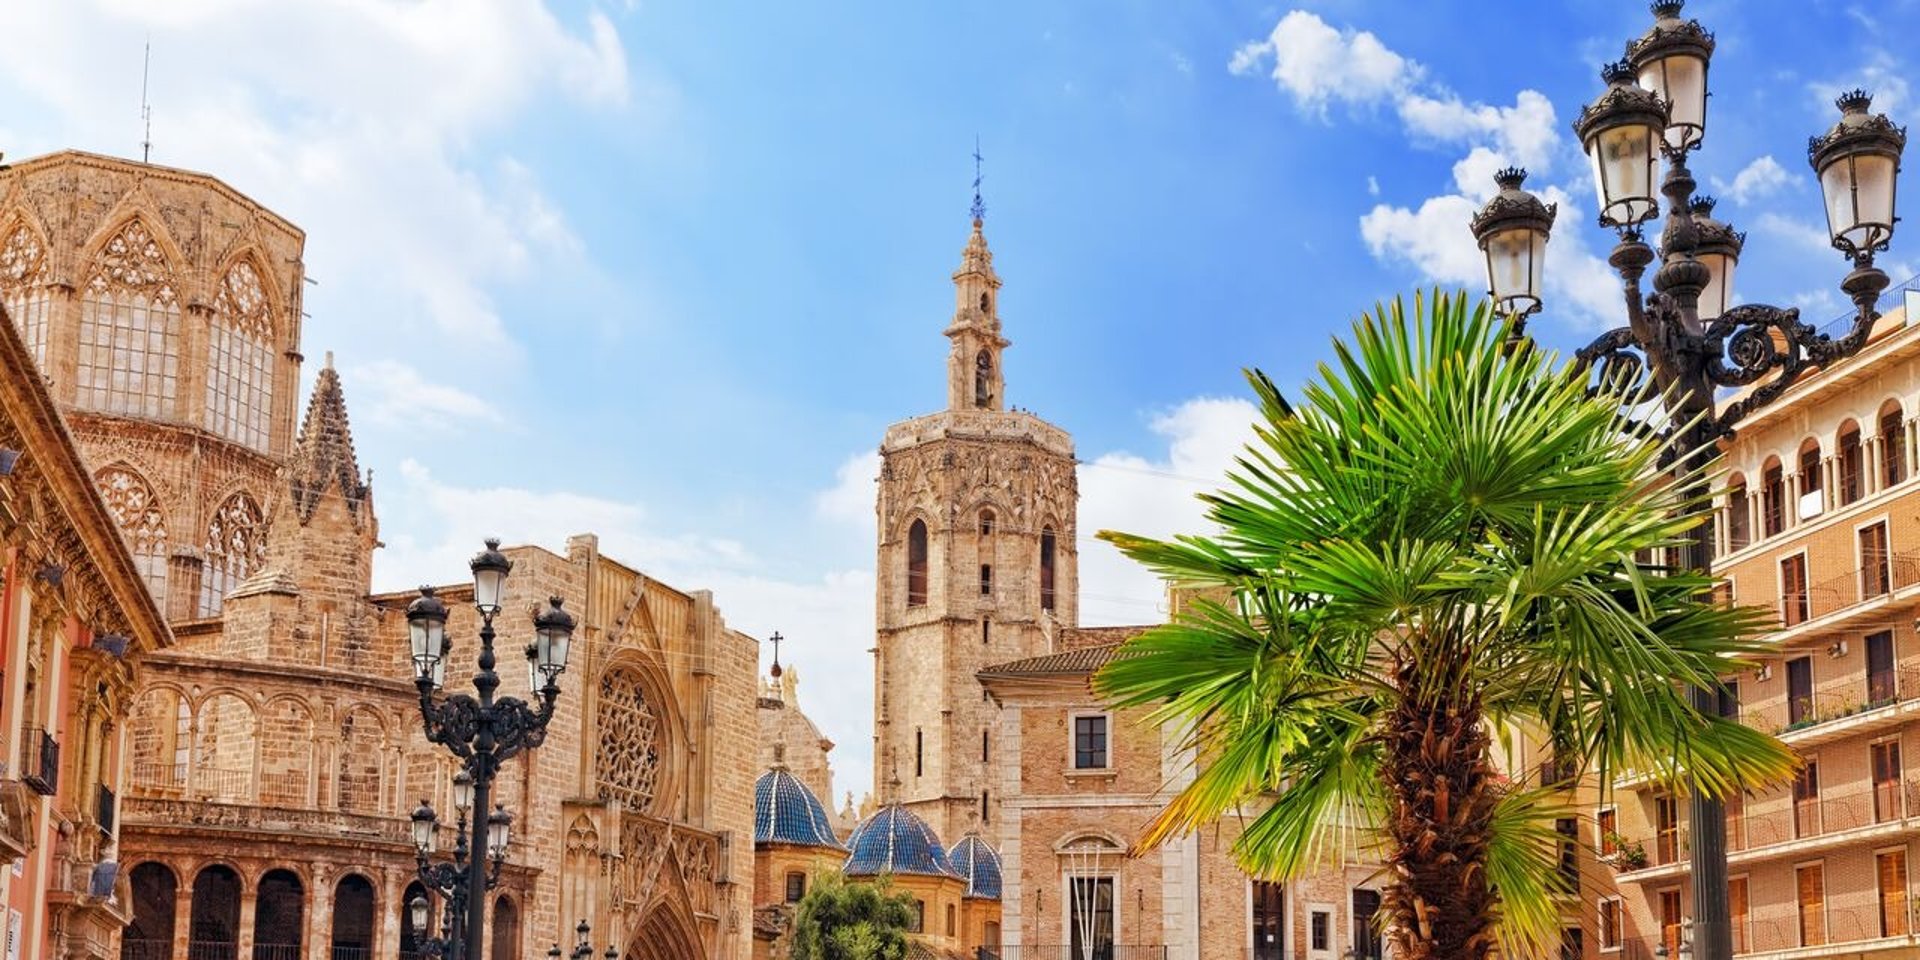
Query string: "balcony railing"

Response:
xmin=252 ymin=944 xmax=302 ymax=960
xmin=331 ymin=946 xmax=372 ymax=960
xmin=1777 ymin=549 xmax=1920 ymax=627
xmin=1612 ymin=778 xmax=1920 ymax=876
xmin=983 ymin=948 xmax=1169 ymax=960
xmin=187 ymin=941 xmax=237 ymax=960
xmin=120 ymin=940 xmax=170 ymax=960
xmin=1736 ymin=662 xmax=1920 ymax=738
xmin=21 ymin=728 xmax=58 ymax=796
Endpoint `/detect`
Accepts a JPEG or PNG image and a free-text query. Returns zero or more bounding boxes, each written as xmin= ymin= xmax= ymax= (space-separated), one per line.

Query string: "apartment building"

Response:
xmin=1602 ymin=292 xmax=1920 ymax=960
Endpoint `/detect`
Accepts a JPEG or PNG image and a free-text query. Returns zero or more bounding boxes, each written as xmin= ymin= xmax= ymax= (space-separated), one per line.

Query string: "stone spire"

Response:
xmin=944 ymin=214 xmax=1008 ymax=412
xmin=288 ymin=353 xmax=370 ymax=524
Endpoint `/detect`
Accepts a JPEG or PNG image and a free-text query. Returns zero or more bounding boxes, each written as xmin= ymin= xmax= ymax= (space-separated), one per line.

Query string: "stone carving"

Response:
xmin=595 ymin=668 xmax=662 ymax=811
xmin=85 ymin=219 xmax=176 ymax=303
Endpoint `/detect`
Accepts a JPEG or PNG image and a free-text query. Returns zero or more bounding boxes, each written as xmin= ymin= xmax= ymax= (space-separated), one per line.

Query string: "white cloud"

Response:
xmin=815 ymin=451 xmax=881 ymax=528
xmin=0 ymin=0 xmax=629 ymax=356
xmin=341 ymin=359 xmax=507 ymax=431
xmin=1401 ymin=89 xmax=1558 ymax=172
xmin=1811 ymin=54 xmax=1909 ymax=122
xmin=1756 ymin=212 xmax=1834 ymax=254
xmin=1229 ymin=10 xmax=1414 ymax=114
xmin=1712 ymin=156 xmax=1792 ymax=207
xmin=1367 ymin=175 xmax=1380 ymax=197
xmin=1077 ymin=397 xmax=1260 ymax=626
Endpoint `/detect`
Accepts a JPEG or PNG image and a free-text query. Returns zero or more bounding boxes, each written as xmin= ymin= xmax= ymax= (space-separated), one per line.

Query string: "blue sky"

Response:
xmin=2 ymin=0 xmax=1911 ymax=803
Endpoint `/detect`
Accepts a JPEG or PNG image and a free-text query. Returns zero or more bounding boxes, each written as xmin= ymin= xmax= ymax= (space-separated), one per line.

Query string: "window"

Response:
xmin=980 ymin=564 xmax=993 ymax=596
xmin=1869 ymin=631 xmax=1897 ymax=704
xmin=1727 ymin=790 xmax=1746 ymax=851
xmin=1862 ymin=522 xmax=1892 ymax=598
xmin=945 ymin=902 xmax=955 ymax=936
xmin=906 ymin=520 xmax=928 ymax=607
xmin=200 ymin=492 xmax=266 ymax=617
xmin=1655 ymin=795 xmax=1678 ymax=866
xmin=1730 ymin=876 xmax=1750 ymax=955
xmin=982 ymin=618 xmax=990 ymax=645
xmin=1069 ymin=877 xmax=1114 ymax=959
xmin=1881 ymin=850 xmax=1910 ymax=937
xmin=1797 ymin=862 xmax=1826 ymax=946
xmin=915 ymin=728 xmax=923 ymax=778
xmin=1560 ymin=927 xmax=1584 ymax=960
xmin=1761 ymin=461 xmax=1785 ymax=535
xmin=1873 ymin=739 xmax=1902 ymax=822
xmin=1599 ymin=898 xmax=1622 ymax=951
xmin=1801 ymin=442 xmax=1823 ymax=496
xmin=1073 ymin=714 xmax=1108 ymax=770
xmin=1040 ymin=527 xmax=1057 ymax=612
xmin=1310 ymin=910 xmax=1331 ymax=953
xmin=1253 ymin=882 xmax=1285 ymax=960
xmin=77 ymin=219 xmax=181 ymax=420
xmin=1726 ymin=478 xmax=1751 ymax=550
xmin=910 ymin=899 xmax=925 ymax=934
xmin=1883 ymin=404 xmax=1907 ymax=487
xmin=982 ymin=730 xmax=989 ymax=763
xmin=1555 ymin=817 xmax=1579 ymax=894
xmin=974 ymin=350 xmax=993 ymax=408
xmin=1717 ymin=678 xmax=1740 ymax=719
xmin=1781 ymin=554 xmax=1809 ymax=626
xmin=981 ymin=790 xmax=989 ymax=824
xmin=1660 ymin=888 xmax=1683 ymax=959
xmin=1352 ymin=890 xmax=1382 ymax=960
xmin=1840 ymin=424 xmax=1864 ymax=504
xmin=979 ymin=510 xmax=995 ymax=537
xmin=784 ymin=872 xmax=805 ymax=903
xmin=1788 ymin=656 xmax=1814 ymax=725
xmin=95 ymin=466 xmax=170 ymax=608
xmin=205 ymin=259 xmax=275 ymax=451
xmin=1597 ymin=808 xmax=1618 ymax=856
xmin=1794 ymin=760 xmax=1820 ymax=837
xmin=0 ymin=224 xmax=53 ymax=369
xmin=984 ymin=921 xmax=1000 ymax=950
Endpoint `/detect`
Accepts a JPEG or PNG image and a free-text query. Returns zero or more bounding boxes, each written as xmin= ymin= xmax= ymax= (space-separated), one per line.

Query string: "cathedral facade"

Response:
xmin=0 ymin=151 xmax=763 ymax=960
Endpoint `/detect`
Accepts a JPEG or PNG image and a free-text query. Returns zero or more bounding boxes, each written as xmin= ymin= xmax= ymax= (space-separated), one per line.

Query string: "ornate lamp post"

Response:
xmin=406 ymin=539 xmax=578 ymax=960
xmin=546 ymin=919 xmax=619 ymax=960
xmin=1469 ymin=6 xmax=1905 ymax=960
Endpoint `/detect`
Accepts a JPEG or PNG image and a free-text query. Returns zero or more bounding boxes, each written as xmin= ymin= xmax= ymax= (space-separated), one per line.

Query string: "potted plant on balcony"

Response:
xmin=1606 ymin=836 xmax=1648 ymax=872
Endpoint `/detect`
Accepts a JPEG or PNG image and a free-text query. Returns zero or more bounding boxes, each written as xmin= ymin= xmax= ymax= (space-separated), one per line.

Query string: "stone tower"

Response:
xmin=0 ymin=151 xmax=307 ymax=621
xmin=874 ymin=213 xmax=1078 ymax=841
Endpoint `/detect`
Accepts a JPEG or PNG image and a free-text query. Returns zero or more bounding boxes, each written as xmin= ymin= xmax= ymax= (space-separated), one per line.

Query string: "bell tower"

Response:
xmin=873 ymin=200 xmax=1079 ymax=842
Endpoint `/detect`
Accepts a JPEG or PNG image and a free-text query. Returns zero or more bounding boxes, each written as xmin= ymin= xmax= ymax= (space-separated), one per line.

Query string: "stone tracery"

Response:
xmin=94 ymin=465 xmax=170 ymax=606
xmin=77 ymin=218 xmax=182 ymax=419
xmin=595 ymin=667 xmax=663 ymax=811
xmin=206 ymin=257 xmax=276 ymax=451
xmin=200 ymin=491 xmax=266 ymax=617
xmin=0 ymin=222 xmax=51 ymax=367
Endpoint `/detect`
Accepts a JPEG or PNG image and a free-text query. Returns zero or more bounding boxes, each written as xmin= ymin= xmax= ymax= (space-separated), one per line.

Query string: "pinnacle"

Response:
xmin=288 ymin=360 xmax=370 ymax=523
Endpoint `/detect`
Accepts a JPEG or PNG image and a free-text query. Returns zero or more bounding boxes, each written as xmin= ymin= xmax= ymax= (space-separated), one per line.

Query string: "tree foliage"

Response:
xmin=790 ymin=871 xmax=917 ymax=960
xmin=1094 ymin=291 xmax=1798 ymax=960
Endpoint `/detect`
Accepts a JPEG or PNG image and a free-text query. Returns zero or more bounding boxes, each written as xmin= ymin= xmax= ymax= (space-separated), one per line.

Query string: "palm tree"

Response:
xmin=1094 ymin=291 xmax=1797 ymax=960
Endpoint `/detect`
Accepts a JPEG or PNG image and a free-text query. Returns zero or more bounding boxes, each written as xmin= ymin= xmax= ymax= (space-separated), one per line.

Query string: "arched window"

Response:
xmin=331 ymin=875 xmax=375 ymax=960
xmin=338 ymin=709 xmax=385 ymax=816
xmin=979 ymin=292 xmax=990 ymax=312
xmin=260 ymin=699 xmax=315 ymax=806
xmin=907 ymin=519 xmax=929 ymax=607
xmin=1838 ymin=422 xmax=1864 ymax=505
xmin=200 ymin=491 xmax=266 ymax=617
xmin=123 ymin=863 xmax=177 ymax=960
xmin=1762 ymin=458 xmax=1785 ymax=537
xmin=253 ymin=870 xmax=304 ymax=960
xmin=490 ymin=896 xmax=521 ymax=960
xmin=974 ymin=350 xmax=993 ymax=408
xmin=0 ymin=223 xmax=53 ymax=368
xmin=978 ymin=509 xmax=996 ymax=598
xmin=189 ymin=865 xmax=242 ymax=960
xmin=95 ymin=466 xmax=169 ymax=607
xmin=1040 ymin=526 xmax=1057 ymax=612
xmin=78 ymin=219 xmax=181 ymax=419
xmin=1798 ymin=439 xmax=1823 ymax=499
xmin=206 ymin=258 xmax=275 ymax=451
xmin=1882 ymin=400 xmax=1907 ymax=488
xmin=595 ymin=667 xmax=663 ymax=810
xmin=1725 ymin=473 xmax=1750 ymax=552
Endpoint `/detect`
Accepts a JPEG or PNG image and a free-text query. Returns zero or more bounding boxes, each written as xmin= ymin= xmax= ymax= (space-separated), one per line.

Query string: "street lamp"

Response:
xmin=548 ymin=918 xmax=618 ymax=960
xmin=1468 ymin=7 xmax=1905 ymax=960
xmin=407 ymin=538 xmax=579 ymax=960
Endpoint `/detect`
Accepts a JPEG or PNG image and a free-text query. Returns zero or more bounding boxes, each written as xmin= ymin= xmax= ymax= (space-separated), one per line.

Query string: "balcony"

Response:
xmin=1772 ymin=549 xmax=1920 ymax=636
xmin=97 ymin=784 xmax=116 ymax=836
xmin=21 ymin=728 xmax=58 ymax=796
xmin=121 ymin=796 xmax=408 ymax=845
xmin=1736 ymin=663 xmax=1920 ymax=748
xmin=1614 ymin=779 xmax=1920 ymax=883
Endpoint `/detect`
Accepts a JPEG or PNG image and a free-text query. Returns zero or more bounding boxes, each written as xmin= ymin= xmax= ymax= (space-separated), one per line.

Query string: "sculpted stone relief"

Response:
xmin=881 ymin=441 xmax=1076 ymax=537
xmin=595 ymin=668 xmax=663 ymax=812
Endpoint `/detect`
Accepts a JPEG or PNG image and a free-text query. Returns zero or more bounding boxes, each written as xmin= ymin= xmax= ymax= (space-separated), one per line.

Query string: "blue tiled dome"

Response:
xmin=948 ymin=834 xmax=1002 ymax=900
xmin=843 ymin=804 xmax=959 ymax=879
xmin=754 ymin=768 xmax=845 ymax=850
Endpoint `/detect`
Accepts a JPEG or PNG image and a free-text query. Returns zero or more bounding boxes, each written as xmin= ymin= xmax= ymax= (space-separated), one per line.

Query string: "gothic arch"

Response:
xmin=194 ymin=692 xmax=258 ymax=803
xmin=338 ymin=705 xmax=388 ymax=815
xmin=93 ymin=463 xmax=171 ymax=606
xmin=201 ymin=490 xmax=267 ymax=617
xmin=593 ymin=661 xmax=677 ymax=816
xmin=622 ymin=851 xmax=704 ymax=960
xmin=206 ymin=250 xmax=278 ymax=450
xmin=76 ymin=214 xmax=185 ymax=419
xmin=258 ymin=696 xmax=316 ymax=806
xmin=0 ymin=213 xmax=53 ymax=367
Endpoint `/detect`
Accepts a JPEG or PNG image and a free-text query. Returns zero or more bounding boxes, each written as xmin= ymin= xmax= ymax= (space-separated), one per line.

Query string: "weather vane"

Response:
xmin=971 ymin=135 xmax=986 ymax=223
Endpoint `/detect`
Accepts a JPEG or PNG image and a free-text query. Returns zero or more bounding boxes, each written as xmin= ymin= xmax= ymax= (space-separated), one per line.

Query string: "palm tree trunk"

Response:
xmin=1379 ymin=647 xmax=1501 ymax=960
